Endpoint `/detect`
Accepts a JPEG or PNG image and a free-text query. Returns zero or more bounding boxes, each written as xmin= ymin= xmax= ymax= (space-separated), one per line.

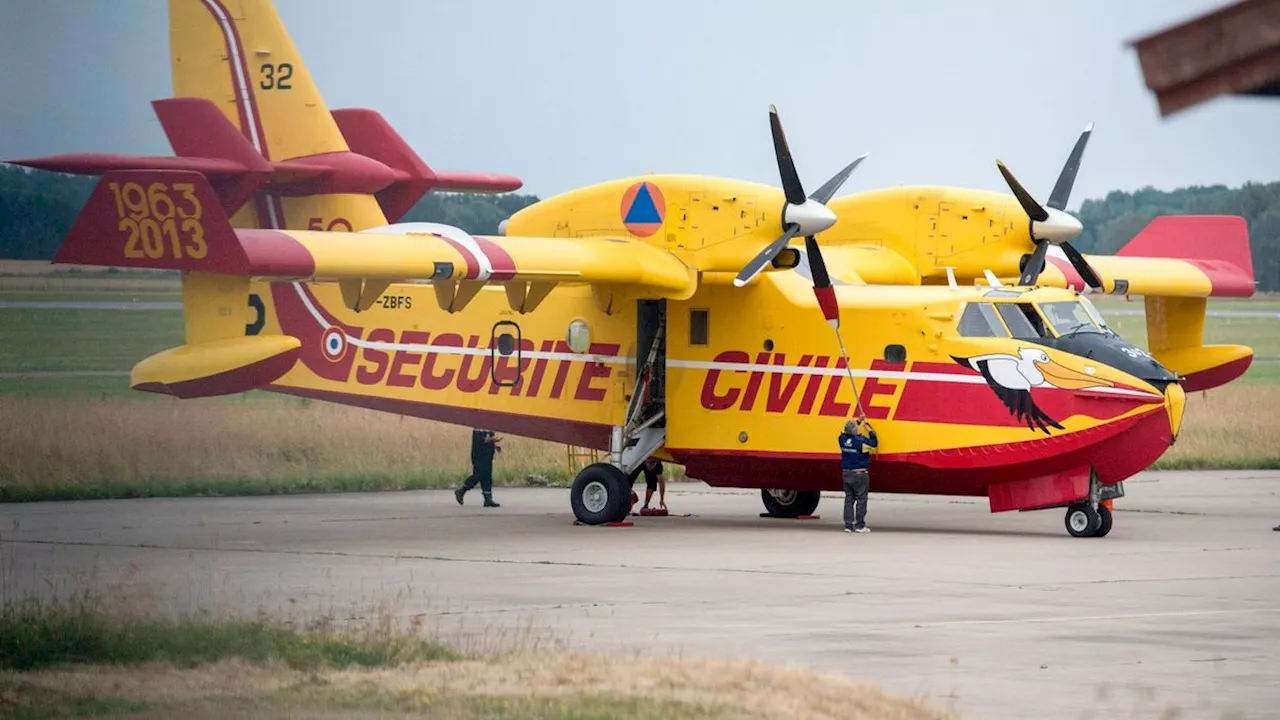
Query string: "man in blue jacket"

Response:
xmin=840 ymin=418 xmax=878 ymax=533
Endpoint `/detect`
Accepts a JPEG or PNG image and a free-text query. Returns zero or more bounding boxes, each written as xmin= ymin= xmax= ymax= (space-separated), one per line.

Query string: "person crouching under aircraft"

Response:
xmin=840 ymin=418 xmax=878 ymax=534
xmin=629 ymin=457 xmax=667 ymax=515
xmin=455 ymin=428 xmax=502 ymax=507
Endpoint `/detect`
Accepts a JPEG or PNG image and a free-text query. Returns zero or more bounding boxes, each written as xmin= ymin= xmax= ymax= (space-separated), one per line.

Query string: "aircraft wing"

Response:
xmin=1031 ymin=215 xmax=1256 ymax=391
xmin=1038 ymin=216 xmax=1254 ymax=298
xmin=53 ymin=170 xmax=696 ymax=313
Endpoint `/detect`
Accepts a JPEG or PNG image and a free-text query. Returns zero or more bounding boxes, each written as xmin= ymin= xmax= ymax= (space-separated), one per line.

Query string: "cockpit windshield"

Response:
xmin=1039 ymin=301 xmax=1104 ymax=336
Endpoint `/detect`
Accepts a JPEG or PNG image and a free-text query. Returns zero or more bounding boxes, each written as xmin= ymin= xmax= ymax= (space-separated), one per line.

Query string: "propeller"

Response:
xmin=997 ymin=123 xmax=1103 ymax=290
xmin=734 ymin=106 xmax=867 ymax=312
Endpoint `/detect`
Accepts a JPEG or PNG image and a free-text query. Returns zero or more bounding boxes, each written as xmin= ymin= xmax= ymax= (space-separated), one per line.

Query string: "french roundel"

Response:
xmin=620 ymin=181 xmax=666 ymax=237
xmin=321 ymin=327 xmax=348 ymax=361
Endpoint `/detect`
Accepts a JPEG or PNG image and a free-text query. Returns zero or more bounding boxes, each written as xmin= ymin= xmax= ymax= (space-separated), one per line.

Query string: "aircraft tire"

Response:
xmin=571 ymin=463 xmax=631 ymax=525
xmin=1095 ymin=504 xmax=1113 ymax=537
xmin=1064 ymin=503 xmax=1101 ymax=538
xmin=761 ymin=489 xmax=821 ymax=518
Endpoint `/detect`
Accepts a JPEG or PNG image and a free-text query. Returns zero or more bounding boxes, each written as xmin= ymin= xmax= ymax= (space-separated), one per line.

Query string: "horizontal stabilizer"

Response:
xmin=332 ymin=108 xmax=523 ymax=223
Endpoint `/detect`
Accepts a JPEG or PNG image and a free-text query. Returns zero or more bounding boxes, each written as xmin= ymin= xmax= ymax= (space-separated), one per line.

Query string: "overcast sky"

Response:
xmin=2 ymin=0 xmax=1275 ymax=209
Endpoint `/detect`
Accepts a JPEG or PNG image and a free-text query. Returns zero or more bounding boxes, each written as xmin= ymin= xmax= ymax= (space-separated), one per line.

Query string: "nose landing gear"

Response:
xmin=1064 ymin=471 xmax=1119 ymax=537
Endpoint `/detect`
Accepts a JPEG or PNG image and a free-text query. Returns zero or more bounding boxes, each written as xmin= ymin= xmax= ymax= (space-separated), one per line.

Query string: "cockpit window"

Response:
xmin=995 ymin=303 xmax=1049 ymax=339
xmin=957 ymin=303 xmax=1010 ymax=338
xmin=1040 ymin=301 xmax=1103 ymax=336
xmin=1077 ymin=296 xmax=1111 ymax=332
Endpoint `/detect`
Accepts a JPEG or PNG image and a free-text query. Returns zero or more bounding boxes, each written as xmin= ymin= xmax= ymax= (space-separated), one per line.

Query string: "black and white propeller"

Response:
xmin=996 ymin=123 xmax=1103 ymax=290
xmin=734 ymin=105 xmax=866 ymax=327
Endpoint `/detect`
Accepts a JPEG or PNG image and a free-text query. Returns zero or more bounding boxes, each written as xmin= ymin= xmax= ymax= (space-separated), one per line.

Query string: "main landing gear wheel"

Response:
xmin=1095 ymin=504 xmax=1113 ymax=538
xmin=761 ymin=489 xmax=821 ymax=518
xmin=571 ymin=463 xmax=631 ymax=525
xmin=1064 ymin=502 xmax=1102 ymax=538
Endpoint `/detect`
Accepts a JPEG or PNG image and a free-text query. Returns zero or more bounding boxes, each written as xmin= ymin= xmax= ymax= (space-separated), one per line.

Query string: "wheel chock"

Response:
xmin=759 ymin=514 xmax=821 ymax=520
xmin=638 ymin=507 xmax=669 ymax=517
xmin=573 ymin=520 xmax=635 ymax=528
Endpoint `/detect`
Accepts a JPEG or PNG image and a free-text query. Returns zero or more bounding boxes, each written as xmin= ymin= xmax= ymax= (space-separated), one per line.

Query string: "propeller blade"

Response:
xmin=996 ymin=160 xmax=1049 ymax=222
xmin=808 ymin=154 xmax=869 ymax=205
xmin=1019 ymin=240 xmax=1050 ymax=286
xmin=1061 ymin=242 xmax=1104 ymax=290
xmin=1047 ymin=122 xmax=1093 ymax=211
xmin=804 ymin=234 xmax=832 ymax=290
xmin=769 ymin=105 xmax=806 ymax=206
xmin=734 ymin=224 xmax=802 ymax=288
xmin=804 ymin=235 xmax=840 ymax=327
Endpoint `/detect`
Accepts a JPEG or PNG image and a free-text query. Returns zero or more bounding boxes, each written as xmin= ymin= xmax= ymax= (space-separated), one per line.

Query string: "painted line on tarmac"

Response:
xmin=904 ymin=607 xmax=1280 ymax=629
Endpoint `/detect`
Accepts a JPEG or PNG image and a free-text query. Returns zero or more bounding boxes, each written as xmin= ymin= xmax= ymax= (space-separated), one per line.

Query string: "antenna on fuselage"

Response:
xmin=983 ymin=269 xmax=1003 ymax=288
xmin=944 ymin=266 xmax=958 ymax=290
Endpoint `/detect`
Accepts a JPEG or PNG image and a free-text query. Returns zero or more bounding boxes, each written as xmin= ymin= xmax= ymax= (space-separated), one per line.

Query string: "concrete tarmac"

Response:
xmin=2 ymin=470 xmax=1277 ymax=719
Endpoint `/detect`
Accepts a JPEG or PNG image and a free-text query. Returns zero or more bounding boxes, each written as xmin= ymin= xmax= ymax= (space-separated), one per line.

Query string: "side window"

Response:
xmin=689 ymin=309 xmax=709 ymax=346
xmin=957 ymin=303 xmax=1010 ymax=338
xmin=996 ymin=303 xmax=1041 ymax=339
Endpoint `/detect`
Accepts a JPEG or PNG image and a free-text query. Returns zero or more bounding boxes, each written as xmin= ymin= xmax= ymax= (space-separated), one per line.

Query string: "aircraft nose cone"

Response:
xmin=1165 ymin=382 xmax=1186 ymax=439
xmin=1034 ymin=207 xmax=1084 ymax=245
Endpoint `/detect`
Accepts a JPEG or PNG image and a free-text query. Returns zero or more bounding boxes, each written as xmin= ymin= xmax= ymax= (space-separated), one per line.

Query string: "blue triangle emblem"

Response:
xmin=625 ymin=184 xmax=662 ymax=224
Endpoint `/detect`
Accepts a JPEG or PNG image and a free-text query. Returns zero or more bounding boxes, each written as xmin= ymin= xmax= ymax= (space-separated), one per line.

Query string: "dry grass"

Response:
xmin=0 ymin=398 xmax=571 ymax=500
xmin=1156 ymin=384 xmax=1280 ymax=469
xmin=3 ymin=654 xmax=951 ymax=720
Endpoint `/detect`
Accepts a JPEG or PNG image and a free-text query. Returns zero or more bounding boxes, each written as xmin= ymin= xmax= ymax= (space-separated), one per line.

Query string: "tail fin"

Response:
xmin=169 ymin=0 xmax=388 ymax=231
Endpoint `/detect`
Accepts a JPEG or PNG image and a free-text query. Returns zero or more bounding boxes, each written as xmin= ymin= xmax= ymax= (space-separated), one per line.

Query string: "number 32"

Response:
xmin=260 ymin=63 xmax=293 ymax=90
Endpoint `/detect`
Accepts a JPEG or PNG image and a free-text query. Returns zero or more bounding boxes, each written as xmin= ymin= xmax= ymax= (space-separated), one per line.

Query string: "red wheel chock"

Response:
xmin=638 ymin=507 xmax=669 ymax=517
xmin=573 ymin=520 xmax=635 ymax=527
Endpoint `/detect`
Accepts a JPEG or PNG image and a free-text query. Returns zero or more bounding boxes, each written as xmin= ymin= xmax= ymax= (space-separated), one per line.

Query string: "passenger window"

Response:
xmin=998 ymin=301 xmax=1049 ymax=338
xmin=957 ymin=303 xmax=1010 ymax=338
xmin=689 ymin=309 xmax=709 ymax=346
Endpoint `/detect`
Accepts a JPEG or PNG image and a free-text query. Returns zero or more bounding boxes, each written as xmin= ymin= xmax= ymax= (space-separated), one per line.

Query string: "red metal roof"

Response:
xmin=1130 ymin=0 xmax=1280 ymax=116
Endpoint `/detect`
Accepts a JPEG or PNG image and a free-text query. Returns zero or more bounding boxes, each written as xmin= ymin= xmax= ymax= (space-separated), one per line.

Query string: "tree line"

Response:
xmin=3 ymin=165 xmax=1278 ymax=291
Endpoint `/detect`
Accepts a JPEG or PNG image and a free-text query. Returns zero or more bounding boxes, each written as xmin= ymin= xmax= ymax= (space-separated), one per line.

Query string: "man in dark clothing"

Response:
xmin=628 ymin=457 xmax=666 ymax=512
xmin=839 ymin=418 xmax=877 ymax=533
xmin=455 ymin=428 xmax=502 ymax=507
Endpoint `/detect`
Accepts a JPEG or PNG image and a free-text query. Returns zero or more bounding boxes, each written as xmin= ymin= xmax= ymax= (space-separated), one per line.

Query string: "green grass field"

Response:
xmin=0 ymin=600 xmax=944 ymax=720
xmin=0 ymin=266 xmax=1277 ymax=500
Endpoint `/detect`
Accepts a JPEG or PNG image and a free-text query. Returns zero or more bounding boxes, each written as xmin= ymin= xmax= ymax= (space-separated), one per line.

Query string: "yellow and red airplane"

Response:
xmin=15 ymin=0 xmax=1257 ymax=538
